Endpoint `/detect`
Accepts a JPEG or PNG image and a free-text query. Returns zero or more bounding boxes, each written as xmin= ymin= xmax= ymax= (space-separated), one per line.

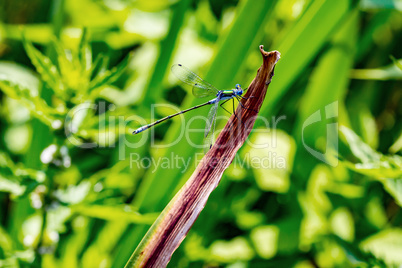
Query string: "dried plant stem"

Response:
xmin=125 ymin=46 xmax=280 ymax=268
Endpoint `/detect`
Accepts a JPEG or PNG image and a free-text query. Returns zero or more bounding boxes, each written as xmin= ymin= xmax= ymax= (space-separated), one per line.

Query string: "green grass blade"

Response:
xmin=71 ymin=204 xmax=158 ymax=224
xmin=260 ymin=0 xmax=357 ymax=117
xmin=291 ymin=9 xmax=359 ymax=182
xmin=141 ymin=0 xmax=192 ymax=106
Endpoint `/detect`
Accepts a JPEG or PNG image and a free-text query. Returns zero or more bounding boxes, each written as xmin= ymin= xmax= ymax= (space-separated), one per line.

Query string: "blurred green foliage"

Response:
xmin=0 ymin=0 xmax=401 ymax=267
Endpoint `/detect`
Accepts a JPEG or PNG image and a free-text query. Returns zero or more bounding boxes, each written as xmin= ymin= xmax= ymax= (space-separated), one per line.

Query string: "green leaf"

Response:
xmin=0 ymin=61 xmax=39 ymax=93
xmin=23 ymin=38 xmax=64 ymax=93
xmin=383 ymin=179 xmax=402 ymax=206
xmin=209 ymin=237 xmax=255 ymax=263
xmin=53 ymin=38 xmax=77 ymax=93
xmin=0 ymin=151 xmax=46 ymax=183
xmin=0 ymin=151 xmax=43 ymax=198
xmin=90 ymin=53 xmax=108 ymax=79
xmin=52 ymin=37 xmax=92 ymax=97
xmin=78 ymin=28 xmax=92 ymax=75
xmin=341 ymin=126 xmax=380 ymax=163
xmin=390 ymin=56 xmax=402 ymax=71
xmin=290 ymin=9 xmax=359 ymax=181
xmin=0 ymin=79 xmax=64 ymax=129
xmin=87 ymin=52 xmax=132 ymax=92
xmin=389 ymin=133 xmax=402 ymax=154
xmin=250 ymin=225 xmax=279 ymax=259
xmin=1 ymin=23 xmax=52 ymax=44
xmin=340 ymin=126 xmax=402 ymax=179
xmin=360 ymin=228 xmax=402 ymax=266
xmin=350 ymin=62 xmax=402 ymax=80
xmin=333 ymin=235 xmax=387 ymax=267
xmin=71 ymin=204 xmax=157 ymax=224
xmin=142 ymin=0 xmax=193 ymax=105
xmin=360 ymin=0 xmax=402 ymax=11
xmin=0 ymin=227 xmax=19 ymax=267
xmin=340 ymin=127 xmax=402 ymax=206
xmin=54 ymin=181 xmax=91 ymax=204
xmin=261 ymin=0 xmax=357 ymax=117
xmin=0 ymin=175 xmax=26 ymax=196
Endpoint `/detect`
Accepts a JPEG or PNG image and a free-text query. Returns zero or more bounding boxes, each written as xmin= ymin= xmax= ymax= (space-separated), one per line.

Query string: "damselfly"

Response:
xmin=133 ymin=64 xmax=251 ymax=150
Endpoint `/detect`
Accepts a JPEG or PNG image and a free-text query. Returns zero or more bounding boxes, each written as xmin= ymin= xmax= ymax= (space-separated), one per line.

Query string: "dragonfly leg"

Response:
xmin=221 ymin=98 xmax=244 ymax=133
xmin=240 ymin=88 xmax=256 ymax=99
xmin=232 ymin=98 xmax=244 ymax=124
xmin=223 ymin=99 xmax=242 ymax=135
xmin=219 ymin=99 xmax=232 ymax=115
xmin=236 ymin=96 xmax=258 ymax=113
xmin=241 ymin=96 xmax=256 ymax=100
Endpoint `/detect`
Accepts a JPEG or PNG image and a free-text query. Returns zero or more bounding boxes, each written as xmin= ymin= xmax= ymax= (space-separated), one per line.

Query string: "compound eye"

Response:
xmin=236 ymin=84 xmax=241 ymax=89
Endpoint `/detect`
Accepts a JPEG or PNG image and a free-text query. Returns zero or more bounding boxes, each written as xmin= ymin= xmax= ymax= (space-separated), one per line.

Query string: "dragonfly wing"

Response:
xmin=192 ymin=85 xmax=217 ymax=98
xmin=204 ymin=101 xmax=219 ymax=153
xmin=171 ymin=64 xmax=219 ymax=98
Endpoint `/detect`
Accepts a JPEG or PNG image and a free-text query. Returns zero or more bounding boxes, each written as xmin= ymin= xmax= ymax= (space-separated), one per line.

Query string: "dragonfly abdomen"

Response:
xmin=133 ymin=100 xmax=213 ymax=134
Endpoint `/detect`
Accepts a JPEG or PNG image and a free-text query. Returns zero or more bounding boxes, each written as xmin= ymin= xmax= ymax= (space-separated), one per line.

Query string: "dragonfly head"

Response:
xmin=235 ymin=84 xmax=243 ymax=95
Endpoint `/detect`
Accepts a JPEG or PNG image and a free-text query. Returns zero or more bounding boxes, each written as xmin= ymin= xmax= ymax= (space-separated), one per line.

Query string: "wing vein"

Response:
xmin=171 ymin=64 xmax=219 ymax=98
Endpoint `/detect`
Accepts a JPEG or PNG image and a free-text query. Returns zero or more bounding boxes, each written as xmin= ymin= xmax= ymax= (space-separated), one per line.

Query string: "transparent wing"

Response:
xmin=171 ymin=64 xmax=219 ymax=98
xmin=204 ymin=101 xmax=219 ymax=153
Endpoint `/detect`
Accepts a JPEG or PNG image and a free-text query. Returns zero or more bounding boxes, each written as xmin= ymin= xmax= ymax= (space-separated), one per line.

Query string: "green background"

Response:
xmin=0 ymin=0 xmax=401 ymax=267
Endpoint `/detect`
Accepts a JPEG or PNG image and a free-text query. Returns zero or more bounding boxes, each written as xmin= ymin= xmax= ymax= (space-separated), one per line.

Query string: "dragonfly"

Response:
xmin=133 ymin=64 xmax=251 ymax=150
